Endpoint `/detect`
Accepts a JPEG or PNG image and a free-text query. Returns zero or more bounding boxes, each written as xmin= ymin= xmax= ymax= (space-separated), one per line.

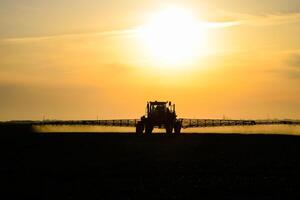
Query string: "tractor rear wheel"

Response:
xmin=165 ymin=124 xmax=173 ymax=134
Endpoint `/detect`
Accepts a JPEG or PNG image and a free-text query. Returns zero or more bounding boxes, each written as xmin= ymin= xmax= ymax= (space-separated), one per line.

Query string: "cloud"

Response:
xmin=0 ymin=22 xmax=241 ymax=45
xmin=2 ymin=11 xmax=300 ymax=44
xmin=220 ymin=11 xmax=300 ymax=26
xmin=264 ymin=52 xmax=300 ymax=80
xmin=284 ymin=54 xmax=300 ymax=79
xmin=0 ymin=22 xmax=239 ymax=45
xmin=0 ymin=29 xmax=138 ymax=44
xmin=287 ymin=71 xmax=300 ymax=79
xmin=286 ymin=54 xmax=300 ymax=68
xmin=202 ymin=21 xmax=241 ymax=28
xmin=267 ymin=68 xmax=300 ymax=80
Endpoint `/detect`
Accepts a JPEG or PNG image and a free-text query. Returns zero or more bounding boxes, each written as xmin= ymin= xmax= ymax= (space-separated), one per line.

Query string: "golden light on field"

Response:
xmin=137 ymin=7 xmax=206 ymax=67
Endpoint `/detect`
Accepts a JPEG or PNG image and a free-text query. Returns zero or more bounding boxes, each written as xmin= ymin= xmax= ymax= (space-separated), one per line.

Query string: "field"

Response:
xmin=1 ymin=124 xmax=300 ymax=199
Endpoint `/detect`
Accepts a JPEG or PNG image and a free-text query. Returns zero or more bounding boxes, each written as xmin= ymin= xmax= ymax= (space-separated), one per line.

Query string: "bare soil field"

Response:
xmin=1 ymin=124 xmax=300 ymax=199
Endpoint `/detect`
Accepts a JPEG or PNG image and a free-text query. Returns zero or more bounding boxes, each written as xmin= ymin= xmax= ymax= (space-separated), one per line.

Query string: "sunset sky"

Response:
xmin=1 ymin=0 xmax=300 ymax=120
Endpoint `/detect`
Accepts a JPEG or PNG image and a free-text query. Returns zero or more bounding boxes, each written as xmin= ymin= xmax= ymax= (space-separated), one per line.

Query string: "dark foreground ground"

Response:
xmin=1 ymin=125 xmax=300 ymax=199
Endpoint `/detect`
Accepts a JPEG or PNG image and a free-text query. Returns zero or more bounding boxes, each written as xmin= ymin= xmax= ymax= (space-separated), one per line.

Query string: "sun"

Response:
xmin=137 ymin=6 xmax=206 ymax=67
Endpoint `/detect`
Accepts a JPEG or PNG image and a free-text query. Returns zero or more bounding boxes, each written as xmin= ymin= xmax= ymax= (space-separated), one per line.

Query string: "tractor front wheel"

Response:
xmin=136 ymin=121 xmax=144 ymax=134
xmin=174 ymin=121 xmax=182 ymax=134
xmin=145 ymin=123 xmax=153 ymax=135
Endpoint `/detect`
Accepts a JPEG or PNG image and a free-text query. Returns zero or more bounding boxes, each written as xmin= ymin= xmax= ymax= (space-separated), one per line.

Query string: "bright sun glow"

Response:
xmin=138 ymin=7 xmax=206 ymax=67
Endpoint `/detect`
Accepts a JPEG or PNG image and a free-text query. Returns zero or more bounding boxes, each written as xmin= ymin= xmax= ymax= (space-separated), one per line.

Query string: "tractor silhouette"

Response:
xmin=136 ymin=101 xmax=182 ymax=134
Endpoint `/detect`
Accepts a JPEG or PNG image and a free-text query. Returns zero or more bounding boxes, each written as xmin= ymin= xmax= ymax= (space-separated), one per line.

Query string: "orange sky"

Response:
xmin=0 ymin=0 xmax=300 ymax=120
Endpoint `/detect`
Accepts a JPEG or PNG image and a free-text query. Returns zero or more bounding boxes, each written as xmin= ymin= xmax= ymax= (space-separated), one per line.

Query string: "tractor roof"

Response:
xmin=149 ymin=101 xmax=169 ymax=105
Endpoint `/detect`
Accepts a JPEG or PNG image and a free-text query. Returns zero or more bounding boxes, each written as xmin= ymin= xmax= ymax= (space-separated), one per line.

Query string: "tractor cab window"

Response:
xmin=151 ymin=104 xmax=166 ymax=113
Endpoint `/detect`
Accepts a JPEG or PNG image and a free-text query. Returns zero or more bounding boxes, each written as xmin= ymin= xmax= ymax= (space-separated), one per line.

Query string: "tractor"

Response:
xmin=136 ymin=101 xmax=182 ymax=134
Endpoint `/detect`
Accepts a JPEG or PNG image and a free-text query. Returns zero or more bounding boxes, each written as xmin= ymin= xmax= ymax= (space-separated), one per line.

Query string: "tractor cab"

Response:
xmin=146 ymin=101 xmax=175 ymax=119
xmin=136 ymin=101 xmax=182 ymax=134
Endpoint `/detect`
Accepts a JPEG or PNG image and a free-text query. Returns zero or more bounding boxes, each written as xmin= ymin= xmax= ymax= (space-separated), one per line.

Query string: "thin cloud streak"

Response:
xmin=0 ymin=21 xmax=239 ymax=44
xmin=287 ymin=54 xmax=300 ymax=68
xmin=221 ymin=11 xmax=300 ymax=26
xmin=0 ymin=29 xmax=139 ymax=44
xmin=2 ymin=11 xmax=300 ymax=44
xmin=203 ymin=21 xmax=241 ymax=28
